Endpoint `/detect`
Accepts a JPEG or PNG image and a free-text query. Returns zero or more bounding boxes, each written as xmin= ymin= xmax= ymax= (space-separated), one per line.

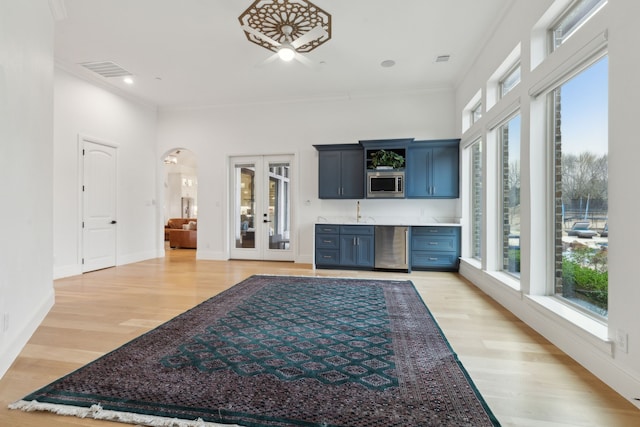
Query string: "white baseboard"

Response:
xmin=53 ymin=264 xmax=82 ymax=280
xmin=459 ymin=258 xmax=640 ymax=410
xmin=117 ymin=250 xmax=157 ymax=266
xmin=196 ymin=250 xmax=227 ymax=260
xmin=0 ymin=289 xmax=54 ymax=380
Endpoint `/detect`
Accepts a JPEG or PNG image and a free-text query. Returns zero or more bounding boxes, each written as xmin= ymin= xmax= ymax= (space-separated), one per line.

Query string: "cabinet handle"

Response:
xmin=405 ymin=229 xmax=409 ymax=264
xmin=323 ymin=240 xmax=332 ymax=243
xmin=323 ymin=255 xmax=332 ymax=259
xmin=429 ymin=257 xmax=439 ymax=261
xmin=428 ymin=242 xmax=439 ymax=246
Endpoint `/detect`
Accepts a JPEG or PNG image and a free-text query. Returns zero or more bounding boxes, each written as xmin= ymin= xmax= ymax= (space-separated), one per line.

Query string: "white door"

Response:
xmin=82 ymin=139 xmax=117 ymax=272
xmin=230 ymin=155 xmax=293 ymax=261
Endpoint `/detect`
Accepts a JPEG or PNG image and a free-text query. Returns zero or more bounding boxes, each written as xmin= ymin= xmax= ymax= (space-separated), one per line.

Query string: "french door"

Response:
xmin=229 ymin=155 xmax=293 ymax=261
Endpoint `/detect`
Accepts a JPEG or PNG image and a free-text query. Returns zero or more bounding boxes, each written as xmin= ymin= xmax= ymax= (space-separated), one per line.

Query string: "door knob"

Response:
xmin=110 ymin=220 xmax=117 ymax=224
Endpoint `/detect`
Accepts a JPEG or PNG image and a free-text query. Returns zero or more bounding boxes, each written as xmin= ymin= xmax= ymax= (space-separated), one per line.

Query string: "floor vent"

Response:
xmin=79 ymin=61 xmax=132 ymax=78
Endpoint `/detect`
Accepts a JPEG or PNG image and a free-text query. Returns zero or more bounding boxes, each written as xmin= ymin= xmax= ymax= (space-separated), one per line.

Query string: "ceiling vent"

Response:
xmin=435 ymin=55 xmax=451 ymax=63
xmin=79 ymin=61 xmax=132 ymax=78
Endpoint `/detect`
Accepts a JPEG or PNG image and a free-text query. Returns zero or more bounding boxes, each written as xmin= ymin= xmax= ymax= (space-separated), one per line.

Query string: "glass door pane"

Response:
xmin=234 ymin=163 xmax=255 ymax=250
xmin=267 ymin=162 xmax=290 ymax=251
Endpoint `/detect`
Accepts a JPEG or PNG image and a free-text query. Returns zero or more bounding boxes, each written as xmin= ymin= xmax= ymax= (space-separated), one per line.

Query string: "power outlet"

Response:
xmin=616 ymin=329 xmax=629 ymax=354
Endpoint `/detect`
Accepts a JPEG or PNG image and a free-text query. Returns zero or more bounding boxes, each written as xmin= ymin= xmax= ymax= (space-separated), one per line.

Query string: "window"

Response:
xmin=471 ymin=103 xmax=483 ymax=124
xmin=551 ymin=0 xmax=607 ymax=50
xmin=552 ymin=56 xmax=608 ymax=317
xmin=470 ymin=139 xmax=483 ymax=260
xmin=500 ymin=64 xmax=521 ymax=97
xmin=500 ymin=114 xmax=521 ymax=277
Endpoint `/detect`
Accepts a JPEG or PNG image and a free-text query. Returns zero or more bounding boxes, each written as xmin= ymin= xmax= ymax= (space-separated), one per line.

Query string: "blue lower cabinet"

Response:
xmin=315 ymin=225 xmax=374 ymax=269
xmin=410 ymin=226 xmax=460 ymax=271
xmin=315 ymin=225 xmax=341 ymax=267
xmin=339 ymin=234 xmax=374 ymax=268
xmin=316 ymin=224 xmax=460 ymax=272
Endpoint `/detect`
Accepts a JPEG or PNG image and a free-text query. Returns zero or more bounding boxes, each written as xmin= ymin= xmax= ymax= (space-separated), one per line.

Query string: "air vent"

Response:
xmin=435 ymin=55 xmax=451 ymax=63
xmin=80 ymin=61 xmax=132 ymax=78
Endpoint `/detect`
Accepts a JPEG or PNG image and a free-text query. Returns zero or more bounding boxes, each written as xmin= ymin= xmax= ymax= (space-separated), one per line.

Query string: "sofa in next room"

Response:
xmin=165 ymin=218 xmax=197 ymax=249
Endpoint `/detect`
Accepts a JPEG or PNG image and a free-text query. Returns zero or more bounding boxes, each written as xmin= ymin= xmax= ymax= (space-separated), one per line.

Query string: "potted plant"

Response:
xmin=371 ymin=149 xmax=405 ymax=169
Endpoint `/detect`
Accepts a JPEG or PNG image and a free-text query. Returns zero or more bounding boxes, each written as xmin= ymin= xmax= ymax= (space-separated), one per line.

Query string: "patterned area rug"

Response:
xmin=11 ymin=275 xmax=500 ymax=427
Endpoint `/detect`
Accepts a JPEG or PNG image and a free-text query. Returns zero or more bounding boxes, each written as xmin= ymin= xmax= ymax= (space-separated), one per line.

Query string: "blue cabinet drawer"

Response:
xmin=412 ymin=235 xmax=457 ymax=252
xmin=316 ymin=224 xmax=340 ymax=234
xmin=411 ymin=252 xmax=459 ymax=269
xmin=412 ymin=226 xmax=457 ymax=236
xmin=316 ymin=234 xmax=339 ymax=249
xmin=316 ymin=249 xmax=340 ymax=265
xmin=340 ymin=225 xmax=374 ymax=235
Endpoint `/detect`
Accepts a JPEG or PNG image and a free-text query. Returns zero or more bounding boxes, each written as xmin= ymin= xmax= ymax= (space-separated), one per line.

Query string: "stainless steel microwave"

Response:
xmin=367 ymin=170 xmax=404 ymax=198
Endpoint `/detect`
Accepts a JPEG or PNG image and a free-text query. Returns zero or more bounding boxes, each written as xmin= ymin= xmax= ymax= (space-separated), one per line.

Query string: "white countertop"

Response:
xmin=316 ymin=216 xmax=461 ymax=227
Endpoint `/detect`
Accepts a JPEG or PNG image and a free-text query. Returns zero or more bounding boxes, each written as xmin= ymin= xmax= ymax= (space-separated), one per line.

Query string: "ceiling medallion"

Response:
xmin=239 ymin=0 xmax=331 ymax=54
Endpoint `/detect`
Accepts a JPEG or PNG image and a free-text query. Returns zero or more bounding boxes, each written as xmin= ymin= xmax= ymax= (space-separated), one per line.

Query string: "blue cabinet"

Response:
xmin=406 ymin=140 xmax=459 ymax=198
xmin=339 ymin=225 xmax=374 ymax=268
xmin=314 ymin=144 xmax=364 ymax=199
xmin=316 ymin=224 xmax=460 ymax=272
xmin=315 ymin=225 xmax=341 ymax=266
xmin=411 ymin=226 xmax=460 ymax=271
xmin=315 ymin=224 xmax=374 ymax=269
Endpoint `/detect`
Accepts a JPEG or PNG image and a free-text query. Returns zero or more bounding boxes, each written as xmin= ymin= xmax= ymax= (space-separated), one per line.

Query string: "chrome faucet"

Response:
xmin=357 ymin=201 xmax=362 ymax=223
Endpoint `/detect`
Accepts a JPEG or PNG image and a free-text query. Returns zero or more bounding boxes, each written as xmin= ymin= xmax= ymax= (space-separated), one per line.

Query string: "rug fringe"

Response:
xmin=9 ymin=400 xmax=240 ymax=427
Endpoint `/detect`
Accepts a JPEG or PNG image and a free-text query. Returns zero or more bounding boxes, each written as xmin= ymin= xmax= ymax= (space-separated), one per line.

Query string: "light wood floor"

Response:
xmin=1 ymin=248 xmax=639 ymax=426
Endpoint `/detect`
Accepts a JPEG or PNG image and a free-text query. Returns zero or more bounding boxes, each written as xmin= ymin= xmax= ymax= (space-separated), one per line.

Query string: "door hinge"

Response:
xmin=82 ymin=221 xmax=84 ymax=228
xmin=82 ymin=185 xmax=85 ymax=192
xmin=82 ymin=149 xmax=85 ymax=156
xmin=81 ymin=258 xmax=85 ymax=265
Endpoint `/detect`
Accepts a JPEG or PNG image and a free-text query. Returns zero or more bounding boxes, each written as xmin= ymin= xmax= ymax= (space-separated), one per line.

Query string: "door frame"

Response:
xmin=228 ymin=154 xmax=295 ymax=261
xmin=78 ymin=134 xmax=119 ymax=272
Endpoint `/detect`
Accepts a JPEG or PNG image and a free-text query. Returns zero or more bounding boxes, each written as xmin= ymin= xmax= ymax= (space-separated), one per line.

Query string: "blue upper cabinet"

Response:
xmin=406 ymin=139 xmax=460 ymax=199
xmin=314 ymin=144 xmax=364 ymax=199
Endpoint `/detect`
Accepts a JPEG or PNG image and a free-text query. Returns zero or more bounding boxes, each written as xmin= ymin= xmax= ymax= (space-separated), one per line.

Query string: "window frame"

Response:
xmin=499 ymin=63 xmax=521 ymax=98
xmin=471 ymin=102 xmax=483 ymax=125
xmin=498 ymin=113 xmax=522 ymax=280
xmin=547 ymin=54 xmax=609 ymax=319
xmin=549 ymin=0 xmax=607 ymax=52
xmin=469 ymin=138 xmax=483 ymax=261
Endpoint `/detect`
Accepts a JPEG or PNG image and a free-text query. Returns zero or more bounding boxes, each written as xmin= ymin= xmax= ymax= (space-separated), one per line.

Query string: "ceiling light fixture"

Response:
xmin=278 ymin=44 xmax=296 ymax=62
xmin=239 ymin=0 xmax=331 ymax=62
xmin=123 ymin=76 xmax=134 ymax=85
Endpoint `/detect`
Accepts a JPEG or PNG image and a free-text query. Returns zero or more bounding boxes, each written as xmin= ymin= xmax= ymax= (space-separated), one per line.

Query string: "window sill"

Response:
xmin=459 ymin=258 xmax=613 ymax=356
xmin=526 ymin=295 xmax=609 ymax=342
xmin=486 ymin=270 xmax=521 ymax=292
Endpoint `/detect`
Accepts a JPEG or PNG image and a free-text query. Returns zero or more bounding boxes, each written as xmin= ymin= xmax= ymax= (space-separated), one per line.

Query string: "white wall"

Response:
xmin=53 ymin=69 xmax=159 ymax=278
xmin=157 ymin=89 xmax=459 ymax=263
xmin=0 ymin=0 xmax=55 ymax=378
xmin=455 ymin=0 xmax=640 ymax=408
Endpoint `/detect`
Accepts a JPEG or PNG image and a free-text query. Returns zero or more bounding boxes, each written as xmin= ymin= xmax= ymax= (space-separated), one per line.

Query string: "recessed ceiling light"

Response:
xmin=123 ymin=76 xmax=134 ymax=85
xmin=381 ymin=60 xmax=396 ymax=68
xmin=435 ymin=55 xmax=450 ymax=63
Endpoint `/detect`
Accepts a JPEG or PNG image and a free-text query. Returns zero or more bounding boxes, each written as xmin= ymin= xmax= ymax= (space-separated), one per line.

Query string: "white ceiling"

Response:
xmin=54 ymin=0 xmax=513 ymax=109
